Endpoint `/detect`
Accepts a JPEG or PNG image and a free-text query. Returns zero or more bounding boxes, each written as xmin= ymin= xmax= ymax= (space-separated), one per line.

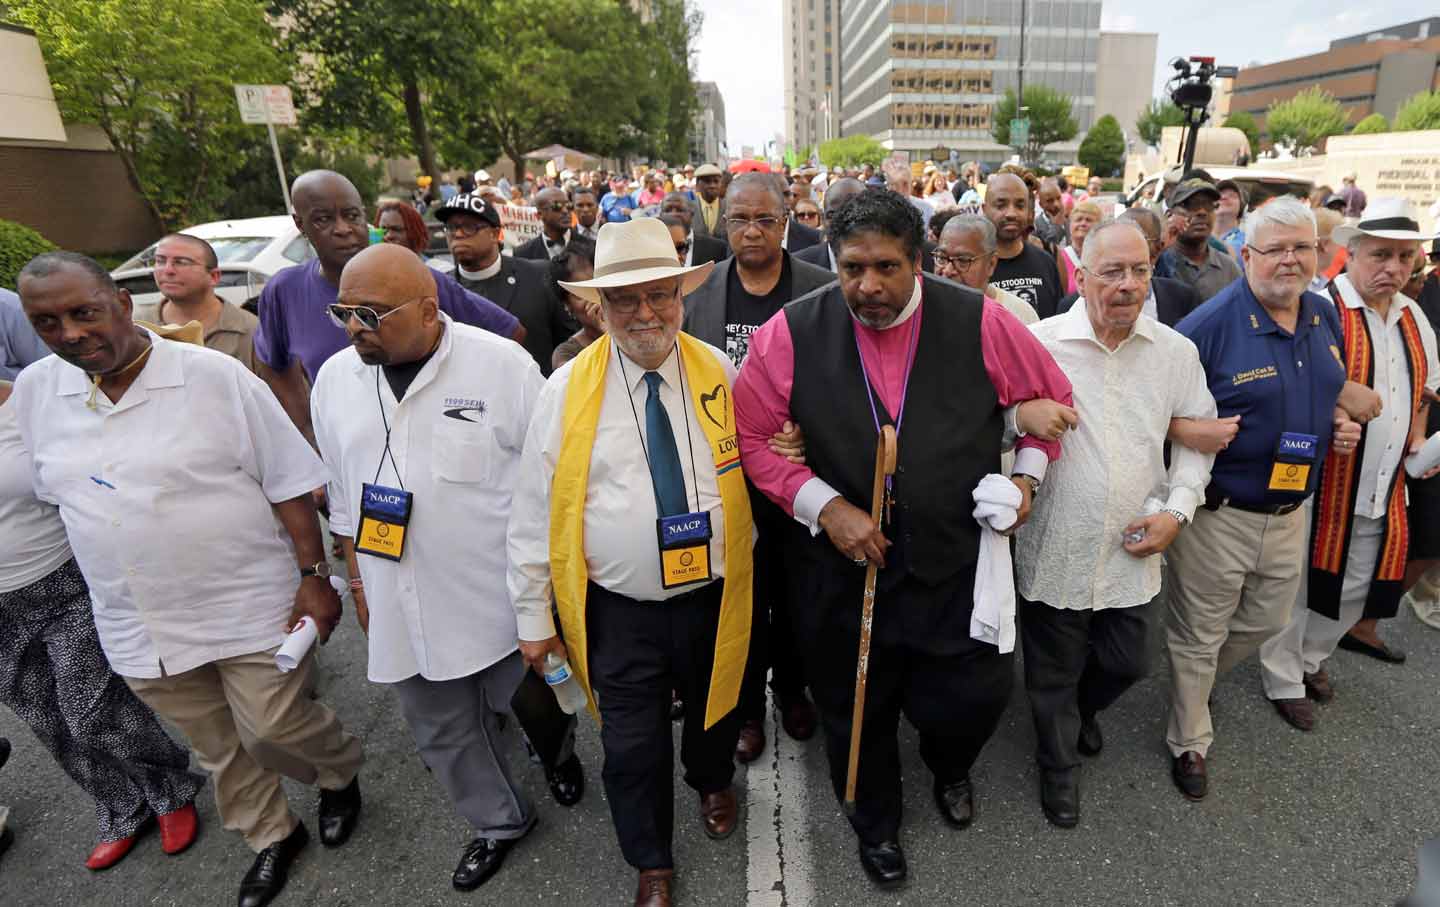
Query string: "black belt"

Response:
xmin=1202 ymin=490 xmax=1303 ymax=516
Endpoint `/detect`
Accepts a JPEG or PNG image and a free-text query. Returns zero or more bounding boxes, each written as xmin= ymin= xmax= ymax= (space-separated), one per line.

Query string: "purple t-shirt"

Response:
xmin=254 ymin=259 xmax=522 ymax=381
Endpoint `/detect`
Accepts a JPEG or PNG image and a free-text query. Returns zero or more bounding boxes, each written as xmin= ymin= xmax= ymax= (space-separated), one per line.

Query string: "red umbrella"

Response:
xmin=729 ymin=159 xmax=772 ymax=174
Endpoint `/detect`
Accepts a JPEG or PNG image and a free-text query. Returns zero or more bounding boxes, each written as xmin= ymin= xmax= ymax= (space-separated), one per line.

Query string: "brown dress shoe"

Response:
xmin=1303 ymin=668 xmax=1334 ymax=703
xmin=735 ymin=719 xmax=766 ymax=763
xmin=1272 ymin=697 xmax=1315 ymax=731
xmin=635 ymin=868 xmax=673 ymax=907
xmin=700 ymin=787 xmax=738 ymax=839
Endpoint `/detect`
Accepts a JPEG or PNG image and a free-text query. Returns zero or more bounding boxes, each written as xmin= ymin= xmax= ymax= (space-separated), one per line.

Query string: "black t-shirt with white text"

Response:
xmin=990 ymin=243 xmax=1064 ymax=319
xmin=724 ymin=257 xmax=792 ymax=368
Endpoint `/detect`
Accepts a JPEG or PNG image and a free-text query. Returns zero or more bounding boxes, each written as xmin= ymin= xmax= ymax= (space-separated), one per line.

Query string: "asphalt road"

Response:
xmin=2 ymin=587 xmax=1438 ymax=907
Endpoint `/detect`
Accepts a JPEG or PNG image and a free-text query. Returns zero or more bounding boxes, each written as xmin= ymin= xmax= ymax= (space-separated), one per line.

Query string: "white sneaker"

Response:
xmin=1407 ymin=591 xmax=1440 ymax=630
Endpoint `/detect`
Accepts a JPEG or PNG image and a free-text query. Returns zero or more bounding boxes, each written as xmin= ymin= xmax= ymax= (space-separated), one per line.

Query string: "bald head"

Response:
xmin=292 ymin=170 xmax=361 ymax=216
xmin=823 ymin=178 xmax=866 ymax=227
xmin=336 ymin=243 xmax=440 ymax=366
xmin=291 ymin=169 xmax=368 ymax=275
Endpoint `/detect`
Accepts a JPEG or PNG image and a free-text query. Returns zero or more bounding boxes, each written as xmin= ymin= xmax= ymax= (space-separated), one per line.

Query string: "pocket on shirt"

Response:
xmin=432 ymin=427 xmax=494 ymax=485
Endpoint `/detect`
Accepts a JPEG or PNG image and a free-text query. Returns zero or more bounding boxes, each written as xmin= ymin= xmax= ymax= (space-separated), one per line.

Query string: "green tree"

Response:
xmin=1222 ymin=111 xmax=1260 ymax=157
xmin=991 ymin=86 xmax=1078 ymax=162
xmin=1350 ymin=113 xmax=1390 ymax=135
xmin=1265 ymin=88 xmax=1348 ymax=154
xmin=817 ymin=135 xmax=887 ymax=169
xmin=219 ymin=129 xmax=385 ymax=220
xmin=1135 ymin=99 xmax=1186 ymax=146
xmin=10 ymin=0 xmax=288 ymax=229
xmin=1394 ymin=90 xmax=1440 ymax=131
xmin=0 ymin=220 xmax=58 ymax=290
xmin=1077 ymin=115 xmax=1125 ymax=176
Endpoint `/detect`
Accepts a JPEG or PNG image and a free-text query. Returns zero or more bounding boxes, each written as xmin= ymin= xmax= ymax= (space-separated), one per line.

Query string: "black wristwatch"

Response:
xmin=299 ymin=561 xmax=332 ymax=580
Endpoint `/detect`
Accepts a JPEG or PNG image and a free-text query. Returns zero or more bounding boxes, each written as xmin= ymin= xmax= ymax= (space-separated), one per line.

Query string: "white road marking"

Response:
xmin=746 ymin=696 xmax=815 ymax=907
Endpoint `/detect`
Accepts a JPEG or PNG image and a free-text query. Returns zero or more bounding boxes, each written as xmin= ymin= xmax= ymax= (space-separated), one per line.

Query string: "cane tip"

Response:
xmin=843 ymin=800 xmax=857 ymax=817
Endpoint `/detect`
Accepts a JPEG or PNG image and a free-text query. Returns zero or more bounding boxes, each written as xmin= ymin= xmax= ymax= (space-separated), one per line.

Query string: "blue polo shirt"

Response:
xmin=1176 ymin=277 xmax=1347 ymax=507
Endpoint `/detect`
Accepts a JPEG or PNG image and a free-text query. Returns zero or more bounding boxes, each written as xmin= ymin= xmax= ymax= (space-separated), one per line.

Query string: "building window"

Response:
xmin=890 ymin=33 xmax=996 ymax=59
xmin=890 ymin=68 xmax=994 ymax=94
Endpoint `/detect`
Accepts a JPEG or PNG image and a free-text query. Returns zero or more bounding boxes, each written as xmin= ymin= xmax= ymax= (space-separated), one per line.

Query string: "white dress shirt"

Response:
xmin=12 ymin=334 xmax=330 ymax=678
xmin=1016 ymin=304 xmax=1217 ymax=611
xmin=0 ymin=396 xmax=72 ymax=593
xmin=508 ymin=339 xmax=735 ymax=641
xmin=1333 ymin=274 xmax=1440 ymax=519
xmin=312 ymin=316 xmax=544 ymax=683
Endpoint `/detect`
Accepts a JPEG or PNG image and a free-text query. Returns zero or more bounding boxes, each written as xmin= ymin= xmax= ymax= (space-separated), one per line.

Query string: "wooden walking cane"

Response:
xmin=843 ymin=424 xmax=898 ymax=815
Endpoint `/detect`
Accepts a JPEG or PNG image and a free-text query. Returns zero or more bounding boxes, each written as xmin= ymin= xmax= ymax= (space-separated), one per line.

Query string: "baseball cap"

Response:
xmin=435 ymin=193 xmax=502 ymax=228
xmin=473 ymin=170 xmax=491 ymax=183
xmin=1323 ymin=194 xmax=1347 ymax=211
xmin=1170 ymin=178 xmax=1220 ymax=207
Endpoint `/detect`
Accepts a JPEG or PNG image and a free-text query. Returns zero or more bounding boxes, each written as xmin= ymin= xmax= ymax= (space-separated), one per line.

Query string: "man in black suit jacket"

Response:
xmin=436 ymin=193 xmax=575 ymax=373
xmin=690 ymin=163 xmax=728 ymax=249
xmin=680 ymin=173 xmax=834 ymax=764
xmin=1056 ymin=275 xmax=1199 ymax=327
xmin=513 ymin=186 xmax=575 ymax=261
xmin=662 ymin=191 xmax=730 ymax=266
xmin=795 ymin=180 xmax=935 ymax=273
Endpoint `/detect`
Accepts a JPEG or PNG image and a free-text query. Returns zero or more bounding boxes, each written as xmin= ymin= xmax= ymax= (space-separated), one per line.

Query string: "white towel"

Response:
xmin=970 ymin=474 xmax=1022 ymax=653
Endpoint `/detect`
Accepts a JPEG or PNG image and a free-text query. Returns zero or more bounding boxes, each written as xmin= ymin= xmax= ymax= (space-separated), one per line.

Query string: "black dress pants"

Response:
xmin=802 ymin=570 xmax=1013 ymax=845
xmin=1018 ymin=597 xmax=1151 ymax=772
xmin=739 ymin=489 xmax=808 ymax=722
xmin=509 ymin=668 xmax=577 ymax=768
xmin=586 ymin=580 xmax=743 ymax=870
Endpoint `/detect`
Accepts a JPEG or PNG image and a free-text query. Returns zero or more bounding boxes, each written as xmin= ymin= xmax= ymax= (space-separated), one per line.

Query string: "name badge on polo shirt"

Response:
xmin=656 ymin=511 xmax=712 ymax=590
xmin=355 ymin=482 xmax=413 ymax=561
xmin=1268 ymin=432 xmax=1319 ymax=493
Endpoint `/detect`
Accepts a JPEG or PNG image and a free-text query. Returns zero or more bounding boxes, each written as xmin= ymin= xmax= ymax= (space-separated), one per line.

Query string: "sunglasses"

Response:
xmin=327 ymin=298 xmax=420 ymax=331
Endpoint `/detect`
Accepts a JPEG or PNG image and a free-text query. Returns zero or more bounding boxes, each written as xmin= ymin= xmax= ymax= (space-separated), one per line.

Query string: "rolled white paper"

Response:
xmin=1406 ymin=432 xmax=1440 ymax=479
xmin=275 ymin=615 xmax=318 ymax=672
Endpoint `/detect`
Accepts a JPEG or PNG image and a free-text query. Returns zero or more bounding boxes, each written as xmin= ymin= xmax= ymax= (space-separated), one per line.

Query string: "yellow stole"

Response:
xmin=549 ymin=332 xmax=754 ymax=729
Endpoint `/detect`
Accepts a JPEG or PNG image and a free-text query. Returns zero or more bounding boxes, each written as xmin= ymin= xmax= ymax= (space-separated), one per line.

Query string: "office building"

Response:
xmin=783 ymin=0 xmax=842 ymax=152
xmin=1093 ymin=31 xmax=1156 ymax=143
xmin=836 ymin=0 xmax=1101 ymax=164
xmin=690 ymin=81 xmax=728 ymax=164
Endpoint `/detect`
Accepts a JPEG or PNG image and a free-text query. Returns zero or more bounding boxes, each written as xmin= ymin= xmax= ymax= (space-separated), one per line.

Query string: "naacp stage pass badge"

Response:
xmin=1268 ymin=431 xmax=1319 ymax=493
xmin=356 ymin=482 xmax=413 ymax=562
xmin=656 ymin=511 xmax=712 ymax=590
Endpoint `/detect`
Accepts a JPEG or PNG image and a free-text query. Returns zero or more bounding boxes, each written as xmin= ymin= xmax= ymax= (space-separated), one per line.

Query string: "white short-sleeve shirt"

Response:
xmin=12 ymin=333 xmax=330 ymax=678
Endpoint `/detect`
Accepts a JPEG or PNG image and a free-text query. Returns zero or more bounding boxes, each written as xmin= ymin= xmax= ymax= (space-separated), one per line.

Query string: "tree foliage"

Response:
xmin=1222 ymin=111 xmax=1260 ymax=157
xmin=0 ymin=220 xmax=58 ymax=291
xmin=817 ymin=135 xmax=887 ymax=169
xmin=1394 ymin=91 xmax=1440 ymax=132
xmin=1077 ymin=115 xmax=1125 ymax=176
xmin=1135 ymin=99 xmax=1185 ymax=146
xmin=1265 ymin=88 xmax=1348 ymax=155
xmin=1350 ymin=113 xmax=1389 ymax=135
xmin=991 ymin=86 xmax=1078 ymax=161
xmin=10 ymin=0 xmax=289 ymax=230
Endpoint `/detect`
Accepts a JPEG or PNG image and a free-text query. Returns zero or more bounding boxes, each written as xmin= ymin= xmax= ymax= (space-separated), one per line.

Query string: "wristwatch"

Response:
xmin=299 ymin=561 xmax=333 ymax=579
xmin=1014 ymin=473 xmax=1042 ymax=496
xmin=1162 ymin=508 xmax=1190 ymax=527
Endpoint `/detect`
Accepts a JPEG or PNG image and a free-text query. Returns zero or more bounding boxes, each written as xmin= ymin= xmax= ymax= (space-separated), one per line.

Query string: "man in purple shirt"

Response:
xmin=254 ymin=170 xmax=523 ymax=445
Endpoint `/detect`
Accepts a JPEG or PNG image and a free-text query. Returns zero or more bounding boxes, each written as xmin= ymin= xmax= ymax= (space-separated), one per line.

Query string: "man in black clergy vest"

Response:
xmin=733 ymin=190 xmax=1073 ymax=887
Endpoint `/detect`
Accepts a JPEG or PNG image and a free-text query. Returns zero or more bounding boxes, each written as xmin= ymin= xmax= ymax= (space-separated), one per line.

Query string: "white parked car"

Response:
xmin=111 ymin=216 xmax=315 ymax=312
xmin=1123 ymin=167 xmax=1314 ymax=216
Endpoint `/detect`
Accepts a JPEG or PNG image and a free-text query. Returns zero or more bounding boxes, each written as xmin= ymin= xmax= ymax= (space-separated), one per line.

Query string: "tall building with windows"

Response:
xmin=690 ymin=81 xmax=728 ymax=164
xmin=837 ymin=0 xmax=1100 ymax=163
xmin=783 ymin=0 xmax=842 ymax=153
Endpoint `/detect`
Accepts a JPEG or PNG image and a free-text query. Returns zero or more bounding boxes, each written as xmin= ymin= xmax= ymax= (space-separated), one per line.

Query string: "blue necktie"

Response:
xmin=643 ymin=371 xmax=688 ymax=517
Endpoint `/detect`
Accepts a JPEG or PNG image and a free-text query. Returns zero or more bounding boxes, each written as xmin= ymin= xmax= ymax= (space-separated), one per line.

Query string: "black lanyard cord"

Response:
xmin=373 ymin=368 xmax=406 ymax=490
xmin=616 ymin=342 xmax=701 ymax=513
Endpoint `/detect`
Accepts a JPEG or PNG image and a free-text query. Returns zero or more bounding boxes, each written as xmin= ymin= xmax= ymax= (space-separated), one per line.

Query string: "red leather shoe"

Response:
xmin=157 ymin=803 xmax=199 ymax=855
xmin=85 ymin=817 xmax=154 ymax=870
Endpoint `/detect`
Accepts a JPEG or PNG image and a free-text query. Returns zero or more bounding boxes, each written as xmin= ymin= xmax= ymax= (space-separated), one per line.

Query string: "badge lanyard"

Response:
xmin=353 ymin=368 xmax=414 ymax=562
xmin=615 ymin=342 xmax=701 ymax=514
xmin=373 ymin=368 xmax=405 ymax=490
xmin=853 ymin=311 xmax=920 ymax=523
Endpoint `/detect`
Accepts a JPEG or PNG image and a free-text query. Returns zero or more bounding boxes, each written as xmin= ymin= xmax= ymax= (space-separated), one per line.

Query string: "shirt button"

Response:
xmin=127 ymin=567 xmax=137 ymax=576
xmin=112 ymin=519 xmax=121 ymax=527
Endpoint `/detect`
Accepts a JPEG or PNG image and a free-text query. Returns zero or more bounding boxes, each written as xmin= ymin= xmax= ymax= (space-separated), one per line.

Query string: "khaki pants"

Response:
xmin=1164 ymin=504 xmax=1305 ymax=758
xmin=125 ymin=647 xmax=364 ymax=851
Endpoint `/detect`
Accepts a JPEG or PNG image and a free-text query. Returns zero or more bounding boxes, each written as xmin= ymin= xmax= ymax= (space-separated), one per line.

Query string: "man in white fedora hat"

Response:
xmin=1260 ymin=197 xmax=1440 ymax=730
xmin=507 ymin=217 xmax=777 ymax=907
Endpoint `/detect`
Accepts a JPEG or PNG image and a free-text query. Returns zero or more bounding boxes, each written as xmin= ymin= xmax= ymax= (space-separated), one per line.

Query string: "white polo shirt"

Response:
xmin=12 ymin=332 xmax=330 ymax=678
xmin=312 ymin=316 xmax=544 ymax=683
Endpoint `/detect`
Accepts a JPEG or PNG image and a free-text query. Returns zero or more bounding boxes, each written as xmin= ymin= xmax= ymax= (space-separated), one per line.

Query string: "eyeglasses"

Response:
xmin=540 ymin=202 xmax=574 ymax=213
xmin=151 ymin=254 xmax=208 ymax=270
xmin=1245 ymin=243 xmax=1318 ymax=261
xmin=794 ymin=211 xmax=820 ymax=222
xmin=1084 ymin=264 xmax=1153 ymax=286
xmin=326 ymin=298 xmax=420 ymax=331
xmin=603 ymin=288 xmax=681 ymax=316
xmin=443 ymin=220 xmax=492 ymax=238
xmin=933 ymin=251 xmax=984 ymax=270
xmin=725 ymin=215 xmax=782 ymax=233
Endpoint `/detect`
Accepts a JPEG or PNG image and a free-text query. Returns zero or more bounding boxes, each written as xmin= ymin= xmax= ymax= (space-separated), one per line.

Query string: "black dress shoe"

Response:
xmin=0 ymin=736 xmax=10 ymax=771
xmin=933 ymin=777 xmax=974 ymax=828
xmin=1171 ymin=751 xmax=1207 ymax=801
xmin=238 ymin=822 xmax=309 ymax=907
xmin=858 ymin=839 xmax=907 ymax=888
xmin=777 ymin=692 xmax=818 ymax=741
xmin=545 ymin=753 xmax=585 ymax=807
xmin=1337 ymin=633 xmax=1406 ymax=663
xmin=317 ymin=776 xmax=361 ymax=847
xmin=452 ymin=835 xmax=521 ymax=891
xmin=1077 ymin=714 xmax=1104 ymax=756
xmin=1040 ymin=769 xmax=1080 ymax=828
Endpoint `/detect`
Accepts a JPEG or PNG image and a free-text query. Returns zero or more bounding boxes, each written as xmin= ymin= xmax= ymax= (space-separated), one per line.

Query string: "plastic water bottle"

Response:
xmin=543 ymin=652 xmax=587 ymax=714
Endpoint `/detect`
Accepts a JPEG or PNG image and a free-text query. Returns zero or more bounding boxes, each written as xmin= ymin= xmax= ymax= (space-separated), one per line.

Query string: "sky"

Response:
xmin=692 ymin=0 xmax=1422 ymax=155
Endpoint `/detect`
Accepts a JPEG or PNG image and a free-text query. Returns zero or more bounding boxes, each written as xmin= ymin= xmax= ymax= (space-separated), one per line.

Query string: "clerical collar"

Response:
xmin=852 ymin=277 xmax=922 ymax=331
xmin=458 ymin=257 xmax=503 ymax=281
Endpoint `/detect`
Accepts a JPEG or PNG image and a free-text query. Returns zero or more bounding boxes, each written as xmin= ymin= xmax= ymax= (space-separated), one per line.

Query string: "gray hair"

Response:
xmin=1242 ymin=197 xmax=1315 ymax=245
xmin=726 ymin=172 xmax=785 ymax=209
xmin=18 ymin=251 xmax=118 ymax=295
xmin=940 ymin=215 xmax=997 ymax=254
xmin=1079 ymin=219 xmax=1146 ymax=270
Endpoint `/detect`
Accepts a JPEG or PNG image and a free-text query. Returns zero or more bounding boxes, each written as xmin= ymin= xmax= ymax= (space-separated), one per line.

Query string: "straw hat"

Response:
xmin=558 ymin=218 xmax=714 ymax=305
xmin=1332 ymin=198 xmax=1437 ymax=246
